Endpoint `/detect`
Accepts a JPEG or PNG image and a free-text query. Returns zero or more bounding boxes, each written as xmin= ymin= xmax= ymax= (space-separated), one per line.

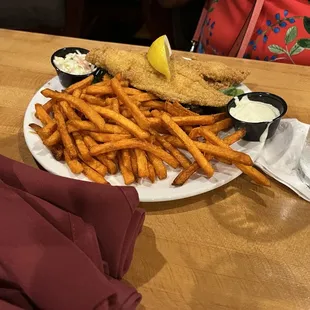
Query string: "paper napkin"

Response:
xmin=255 ymin=119 xmax=310 ymax=202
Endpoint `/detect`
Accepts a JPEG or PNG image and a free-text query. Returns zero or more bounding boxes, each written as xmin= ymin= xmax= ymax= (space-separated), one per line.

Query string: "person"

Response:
xmin=158 ymin=0 xmax=310 ymax=66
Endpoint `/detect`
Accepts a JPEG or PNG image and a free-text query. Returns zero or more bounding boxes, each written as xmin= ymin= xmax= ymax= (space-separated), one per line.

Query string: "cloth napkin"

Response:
xmin=255 ymin=119 xmax=310 ymax=202
xmin=0 ymin=154 xmax=145 ymax=310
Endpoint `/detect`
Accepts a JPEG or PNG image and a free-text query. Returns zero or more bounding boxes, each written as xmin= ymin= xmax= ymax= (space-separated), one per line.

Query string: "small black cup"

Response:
xmin=51 ymin=47 xmax=97 ymax=88
xmin=227 ymin=92 xmax=287 ymax=141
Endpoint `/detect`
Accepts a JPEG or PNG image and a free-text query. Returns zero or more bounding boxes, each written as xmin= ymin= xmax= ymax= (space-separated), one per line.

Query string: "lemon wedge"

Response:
xmin=147 ymin=35 xmax=172 ymax=80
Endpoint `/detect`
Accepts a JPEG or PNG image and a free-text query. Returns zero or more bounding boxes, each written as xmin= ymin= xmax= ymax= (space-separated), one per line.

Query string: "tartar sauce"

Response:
xmin=53 ymin=50 xmax=95 ymax=75
xmin=230 ymin=95 xmax=280 ymax=123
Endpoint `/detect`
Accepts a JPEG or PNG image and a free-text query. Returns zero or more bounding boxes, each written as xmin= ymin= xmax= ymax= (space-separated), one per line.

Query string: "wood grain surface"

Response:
xmin=1 ymin=29 xmax=310 ymax=310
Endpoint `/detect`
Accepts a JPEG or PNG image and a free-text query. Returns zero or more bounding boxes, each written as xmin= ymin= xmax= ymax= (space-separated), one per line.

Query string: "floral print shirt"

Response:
xmin=198 ymin=0 xmax=310 ymax=65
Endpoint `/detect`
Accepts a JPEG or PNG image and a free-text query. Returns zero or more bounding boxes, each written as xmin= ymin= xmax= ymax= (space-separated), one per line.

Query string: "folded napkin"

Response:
xmin=0 ymin=154 xmax=145 ymax=309
xmin=255 ymin=119 xmax=310 ymax=202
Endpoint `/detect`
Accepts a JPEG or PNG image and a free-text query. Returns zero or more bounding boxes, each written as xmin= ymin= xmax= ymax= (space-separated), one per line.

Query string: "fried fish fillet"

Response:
xmin=87 ymin=47 xmax=249 ymax=107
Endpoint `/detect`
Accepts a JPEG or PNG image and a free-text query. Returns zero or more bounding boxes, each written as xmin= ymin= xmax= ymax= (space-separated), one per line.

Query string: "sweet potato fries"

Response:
xmin=29 ymin=74 xmax=270 ymax=186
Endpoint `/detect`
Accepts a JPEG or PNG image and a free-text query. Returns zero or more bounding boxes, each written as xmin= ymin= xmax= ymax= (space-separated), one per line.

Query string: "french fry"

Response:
xmin=201 ymin=129 xmax=242 ymax=167
xmin=147 ymin=115 xmax=215 ymax=127
xmin=53 ymin=104 xmax=77 ymax=159
xmin=81 ymin=162 xmax=109 ymax=184
xmin=89 ymin=105 xmax=150 ymax=140
xmin=208 ymin=118 xmax=233 ymax=133
xmin=124 ymin=87 xmax=142 ymax=95
xmin=146 ymin=121 xmax=168 ymax=134
xmin=95 ymin=80 xmax=110 ymax=86
xmin=213 ymin=112 xmax=227 ymax=122
xmin=161 ymin=113 xmax=214 ymax=177
xmin=146 ymin=118 xmax=165 ymax=126
xmin=142 ymin=110 xmax=152 ymax=117
xmin=42 ymin=89 xmax=106 ymax=131
xmin=67 ymin=120 xmax=129 ymax=134
xmin=43 ymin=99 xmax=54 ymax=113
xmin=85 ymin=85 xmax=114 ymax=96
xmin=119 ymin=151 xmax=135 ymax=185
xmin=64 ymin=149 xmax=83 ymax=174
xmin=147 ymin=152 xmax=167 ymax=180
xmin=81 ymin=94 xmax=109 ymax=107
xmin=172 ymin=101 xmax=198 ymax=116
xmin=163 ymin=135 xmax=189 ymax=149
xmin=130 ymin=93 xmax=158 ymax=102
xmin=164 ymin=134 xmax=253 ymax=166
xmin=166 ymin=115 xmax=215 ymax=126
xmin=135 ymin=149 xmax=149 ymax=178
xmin=119 ymin=158 xmax=135 ymax=184
xmin=72 ymin=89 xmax=82 ymax=98
xmin=183 ymin=126 xmax=193 ymax=134
xmin=29 ymin=123 xmax=63 ymax=161
xmin=41 ymin=122 xmax=57 ymax=138
xmin=100 ymin=156 xmax=118 ymax=174
xmin=115 ymin=74 xmax=130 ymax=87
xmin=66 ymin=123 xmax=84 ymax=133
xmin=172 ymin=162 xmax=199 ymax=186
xmin=59 ymin=101 xmax=81 ymax=120
xmin=151 ymin=110 xmax=162 ymax=118
xmin=115 ymin=73 xmax=122 ymax=80
xmin=156 ymin=135 xmax=191 ymax=169
xmin=90 ymin=138 xmax=179 ymax=168
xmin=201 ymin=128 xmax=270 ymax=186
xmin=143 ymin=101 xmax=165 ymax=110
xmin=89 ymin=132 xmax=132 ymax=143
xmin=121 ymin=149 xmax=132 ymax=171
xmin=103 ymin=73 xmax=111 ymax=82
xmin=223 ymin=129 xmax=246 ymax=144
xmin=189 ymin=118 xmax=233 ymax=139
xmin=111 ymin=78 xmax=150 ymax=130
xmin=72 ymin=132 xmax=92 ymax=161
xmin=130 ymin=149 xmax=139 ymax=179
xmin=234 ymin=164 xmax=270 ymax=186
xmin=111 ymin=98 xmax=120 ymax=113
xmin=49 ymin=145 xmax=64 ymax=162
xmin=173 ymin=129 xmax=247 ymax=186
xmin=66 ymin=123 xmax=83 ymax=133
xmin=79 ymin=154 xmax=107 ymax=176
xmin=139 ymin=106 xmax=151 ymax=111
xmin=164 ymin=101 xmax=182 ymax=116
xmin=106 ymin=151 xmax=117 ymax=160
xmin=35 ymin=103 xmax=55 ymax=125
xmin=121 ymin=109 xmax=131 ymax=118
xmin=196 ymin=141 xmax=253 ymax=165
xmin=121 ymin=80 xmax=129 ymax=87
xmin=65 ymin=75 xmax=94 ymax=94
xmin=148 ymin=162 xmax=156 ymax=183
xmin=44 ymin=130 xmax=61 ymax=146
xmin=83 ymin=135 xmax=118 ymax=174
xmin=105 ymin=97 xmax=116 ymax=105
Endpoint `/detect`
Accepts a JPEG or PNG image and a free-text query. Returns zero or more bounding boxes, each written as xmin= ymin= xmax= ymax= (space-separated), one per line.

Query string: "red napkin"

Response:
xmin=0 ymin=154 xmax=144 ymax=309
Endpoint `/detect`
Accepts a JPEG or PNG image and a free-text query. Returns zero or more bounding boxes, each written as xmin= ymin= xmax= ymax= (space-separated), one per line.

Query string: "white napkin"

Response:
xmin=255 ymin=119 xmax=310 ymax=202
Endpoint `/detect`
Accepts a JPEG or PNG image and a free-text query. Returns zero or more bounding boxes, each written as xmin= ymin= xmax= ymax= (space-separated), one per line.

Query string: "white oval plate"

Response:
xmin=23 ymin=76 xmax=264 ymax=202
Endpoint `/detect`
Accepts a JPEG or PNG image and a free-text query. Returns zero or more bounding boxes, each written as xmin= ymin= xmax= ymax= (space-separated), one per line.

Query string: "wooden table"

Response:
xmin=1 ymin=29 xmax=310 ymax=310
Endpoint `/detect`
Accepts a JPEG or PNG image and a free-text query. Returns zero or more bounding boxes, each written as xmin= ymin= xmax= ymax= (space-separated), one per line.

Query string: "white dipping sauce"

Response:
xmin=230 ymin=95 xmax=280 ymax=123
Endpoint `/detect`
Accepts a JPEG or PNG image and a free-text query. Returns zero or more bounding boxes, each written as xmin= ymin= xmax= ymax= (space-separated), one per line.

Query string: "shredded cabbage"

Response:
xmin=53 ymin=50 xmax=95 ymax=75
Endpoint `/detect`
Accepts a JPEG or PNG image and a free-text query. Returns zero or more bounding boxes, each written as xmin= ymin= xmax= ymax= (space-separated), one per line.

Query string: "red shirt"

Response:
xmin=198 ymin=0 xmax=310 ymax=65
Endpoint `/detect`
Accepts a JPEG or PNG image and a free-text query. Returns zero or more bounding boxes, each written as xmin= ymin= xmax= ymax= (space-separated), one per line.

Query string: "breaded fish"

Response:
xmin=86 ymin=47 xmax=249 ymax=107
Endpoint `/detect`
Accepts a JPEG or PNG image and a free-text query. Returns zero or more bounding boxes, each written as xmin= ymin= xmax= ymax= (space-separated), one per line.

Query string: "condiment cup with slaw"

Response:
xmin=227 ymin=92 xmax=287 ymax=141
xmin=51 ymin=47 xmax=97 ymax=88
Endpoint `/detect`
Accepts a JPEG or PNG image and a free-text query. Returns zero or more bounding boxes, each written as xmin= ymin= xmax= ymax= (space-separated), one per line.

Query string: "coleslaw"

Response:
xmin=53 ymin=50 xmax=96 ymax=75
